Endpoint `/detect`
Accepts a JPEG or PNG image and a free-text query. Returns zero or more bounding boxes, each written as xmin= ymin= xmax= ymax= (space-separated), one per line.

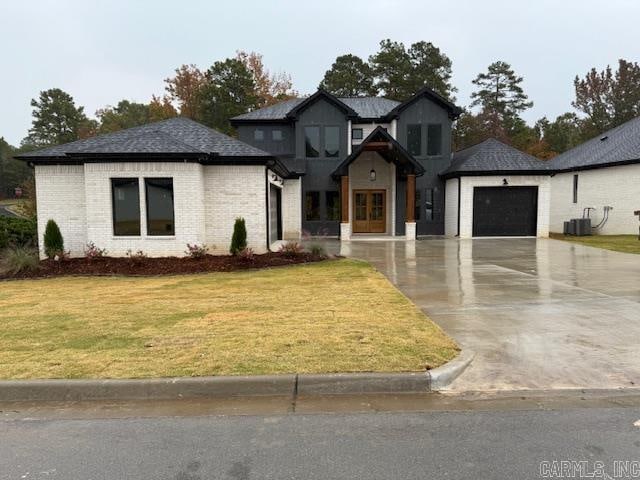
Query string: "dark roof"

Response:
xmin=549 ymin=116 xmax=640 ymax=172
xmin=385 ymin=86 xmax=463 ymax=120
xmin=232 ymin=95 xmax=401 ymax=123
xmin=332 ymin=126 xmax=425 ymax=178
xmin=441 ymin=138 xmax=551 ymax=178
xmin=16 ymin=117 xmax=272 ymax=160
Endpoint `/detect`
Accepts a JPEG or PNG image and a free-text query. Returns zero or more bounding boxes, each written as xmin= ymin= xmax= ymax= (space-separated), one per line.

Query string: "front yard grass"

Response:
xmin=0 ymin=259 xmax=458 ymax=379
xmin=550 ymin=233 xmax=640 ymax=255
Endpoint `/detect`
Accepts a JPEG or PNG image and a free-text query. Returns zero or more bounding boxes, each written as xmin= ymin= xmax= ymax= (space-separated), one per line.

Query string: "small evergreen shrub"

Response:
xmin=0 ymin=217 xmax=37 ymax=247
xmin=308 ymin=243 xmax=327 ymax=257
xmin=185 ymin=243 xmax=208 ymax=259
xmin=43 ymin=219 xmax=64 ymax=258
xmin=84 ymin=242 xmax=107 ymax=260
xmin=230 ymin=217 xmax=247 ymax=255
xmin=278 ymin=241 xmax=304 ymax=257
xmin=2 ymin=246 xmax=39 ymax=274
xmin=236 ymin=247 xmax=255 ymax=261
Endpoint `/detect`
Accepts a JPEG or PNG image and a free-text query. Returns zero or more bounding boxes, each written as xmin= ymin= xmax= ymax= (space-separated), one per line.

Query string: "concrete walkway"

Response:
xmin=323 ymin=238 xmax=640 ymax=391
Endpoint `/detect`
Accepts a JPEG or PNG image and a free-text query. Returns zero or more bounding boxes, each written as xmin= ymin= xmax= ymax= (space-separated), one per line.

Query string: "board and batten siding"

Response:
xmin=549 ymin=164 xmax=640 ymax=235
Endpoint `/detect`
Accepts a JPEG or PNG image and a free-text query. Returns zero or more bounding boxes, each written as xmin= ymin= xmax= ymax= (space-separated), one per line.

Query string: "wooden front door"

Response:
xmin=353 ymin=190 xmax=386 ymax=233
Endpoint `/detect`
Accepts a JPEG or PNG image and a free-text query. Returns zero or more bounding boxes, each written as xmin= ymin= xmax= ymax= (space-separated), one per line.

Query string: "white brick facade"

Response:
xmin=549 ymin=164 xmax=640 ymax=235
xmin=34 ymin=162 xmax=271 ymax=258
xmin=282 ymin=178 xmax=302 ymax=240
xmin=444 ymin=178 xmax=459 ymax=236
xmin=445 ymin=175 xmax=551 ymax=239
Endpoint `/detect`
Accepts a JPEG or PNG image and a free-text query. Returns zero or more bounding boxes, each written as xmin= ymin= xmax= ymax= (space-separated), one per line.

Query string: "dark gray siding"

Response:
xmin=236 ymin=124 xmax=295 ymax=156
xmin=396 ymin=97 xmax=453 ymax=235
xmin=296 ymin=98 xmax=348 ymax=236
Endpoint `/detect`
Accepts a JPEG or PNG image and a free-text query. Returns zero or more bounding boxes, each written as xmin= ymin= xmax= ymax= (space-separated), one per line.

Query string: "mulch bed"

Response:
xmin=1 ymin=252 xmax=330 ymax=280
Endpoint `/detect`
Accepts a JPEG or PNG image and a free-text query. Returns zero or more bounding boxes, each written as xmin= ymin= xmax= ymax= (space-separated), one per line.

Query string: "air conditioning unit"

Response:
xmin=572 ymin=218 xmax=592 ymax=236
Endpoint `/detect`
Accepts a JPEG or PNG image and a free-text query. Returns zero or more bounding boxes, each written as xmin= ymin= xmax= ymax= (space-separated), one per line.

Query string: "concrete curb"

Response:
xmin=427 ymin=350 xmax=475 ymax=390
xmin=0 ymin=351 xmax=474 ymax=402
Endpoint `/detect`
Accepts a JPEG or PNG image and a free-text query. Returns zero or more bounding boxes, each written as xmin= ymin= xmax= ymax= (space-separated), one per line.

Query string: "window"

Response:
xmin=427 ymin=124 xmax=442 ymax=156
xmin=326 ymin=191 xmax=340 ymax=221
xmin=325 ymin=126 xmax=340 ymax=157
xmin=352 ymin=128 xmax=363 ymax=140
xmin=425 ymin=188 xmax=434 ymax=221
xmin=305 ymin=191 xmax=320 ymax=220
xmin=304 ymin=126 xmax=320 ymax=157
xmin=145 ymin=178 xmax=175 ymax=236
xmin=407 ymin=124 xmax=422 ymax=156
xmin=254 ymin=129 xmax=264 ymax=141
xmin=272 ymin=129 xmax=283 ymax=141
xmin=415 ymin=189 xmax=421 ymax=221
xmin=573 ymin=174 xmax=578 ymax=204
xmin=112 ymin=178 xmax=140 ymax=236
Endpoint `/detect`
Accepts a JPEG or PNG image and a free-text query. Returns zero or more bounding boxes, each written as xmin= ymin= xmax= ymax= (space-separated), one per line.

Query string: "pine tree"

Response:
xmin=43 ymin=219 xmax=64 ymax=258
xmin=229 ymin=217 xmax=247 ymax=255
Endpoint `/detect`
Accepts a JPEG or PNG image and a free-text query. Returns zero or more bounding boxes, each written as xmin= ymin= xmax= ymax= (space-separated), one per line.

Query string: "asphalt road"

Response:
xmin=0 ymin=205 xmax=17 ymax=217
xmin=2 ymin=392 xmax=640 ymax=480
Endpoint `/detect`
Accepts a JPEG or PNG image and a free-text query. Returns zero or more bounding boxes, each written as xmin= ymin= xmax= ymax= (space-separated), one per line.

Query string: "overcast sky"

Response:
xmin=1 ymin=0 xmax=638 ymax=145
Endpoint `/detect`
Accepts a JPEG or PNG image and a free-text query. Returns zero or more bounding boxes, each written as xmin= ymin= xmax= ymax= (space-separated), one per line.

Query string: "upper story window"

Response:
xmin=272 ymin=129 xmax=283 ymax=141
xmin=352 ymin=128 xmax=363 ymax=140
xmin=112 ymin=178 xmax=141 ymax=236
xmin=304 ymin=126 xmax=320 ymax=158
xmin=254 ymin=129 xmax=264 ymax=141
xmin=325 ymin=126 xmax=340 ymax=157
xmin=407 ymin=124 xmax=422 ymax=156
xmin=427 ymin=124 xmax=442 ymax=156
xmin=145 ymin=178 xmax=175 ymax=236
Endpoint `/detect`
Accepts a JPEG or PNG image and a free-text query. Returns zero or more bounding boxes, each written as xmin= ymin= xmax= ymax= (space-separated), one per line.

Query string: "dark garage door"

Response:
xmin=472 ymin=186 xmax=538 ymax=236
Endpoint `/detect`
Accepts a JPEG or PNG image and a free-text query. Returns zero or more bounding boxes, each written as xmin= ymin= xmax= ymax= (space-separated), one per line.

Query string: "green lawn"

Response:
xmin=0 ymin=259 xmax=458 ymax=379
xmin=550 ymin=233 xmax=640 ymax=254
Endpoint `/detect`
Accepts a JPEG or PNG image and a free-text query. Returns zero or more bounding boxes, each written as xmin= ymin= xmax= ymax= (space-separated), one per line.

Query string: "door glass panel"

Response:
xmin=371 ymin=192 xmax=384 ymax=221
xmin=355 ymin=193 xmax=367 ymax=221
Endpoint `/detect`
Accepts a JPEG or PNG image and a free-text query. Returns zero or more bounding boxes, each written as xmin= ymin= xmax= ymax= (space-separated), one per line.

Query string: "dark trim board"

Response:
xmin=472 ymin=186 xmax=538 ymax=237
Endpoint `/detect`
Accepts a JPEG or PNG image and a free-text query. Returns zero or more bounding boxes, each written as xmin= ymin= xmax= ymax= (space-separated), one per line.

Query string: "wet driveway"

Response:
xmin=325 ymin=238 xmax=640 ymax=391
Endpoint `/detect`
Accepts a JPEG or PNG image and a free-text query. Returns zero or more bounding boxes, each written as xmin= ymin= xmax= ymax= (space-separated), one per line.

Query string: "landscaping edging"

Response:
xmin=0 ymin=351 xmax=474 ymax=403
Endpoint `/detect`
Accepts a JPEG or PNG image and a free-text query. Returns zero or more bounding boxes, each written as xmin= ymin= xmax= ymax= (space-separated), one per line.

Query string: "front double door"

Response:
xmin=353 ymin=190 xmax=386 ymax=233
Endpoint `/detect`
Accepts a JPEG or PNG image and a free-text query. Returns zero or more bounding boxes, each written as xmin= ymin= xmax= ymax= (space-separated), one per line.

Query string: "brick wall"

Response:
xmin=282 ymin=177 xmax=301 ymax=240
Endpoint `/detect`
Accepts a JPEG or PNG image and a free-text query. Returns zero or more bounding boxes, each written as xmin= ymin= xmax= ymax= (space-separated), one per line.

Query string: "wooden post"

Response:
xmin=341 ymin=176 xmax=349 ymax=223
xmin=406 ymin=174 xmax=416 ymax=223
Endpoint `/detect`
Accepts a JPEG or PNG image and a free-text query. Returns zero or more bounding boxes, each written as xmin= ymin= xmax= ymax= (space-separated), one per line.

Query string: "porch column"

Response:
xmin=340 ymin=175 xmax=351 ymax=240
xmin=405 ymin=174 xmax=417 ymax=240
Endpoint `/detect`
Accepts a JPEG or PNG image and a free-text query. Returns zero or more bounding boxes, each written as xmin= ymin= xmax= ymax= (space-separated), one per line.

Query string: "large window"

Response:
xmin=304 ymin=126 xmax=320 ymax=158
xmin=427 ymin=124 xmax=442 ymax=156
xmin=326 ymin=191 xmax=340 ymax=221
xmin=272 ymin=129 xmax=283 ymax=141
xmin=425 ymin=188 xmax=434 ymax=221
xmin=145 ymin=178 xmax=175 ymax=236
xmin=112 ymin=178 xmax=141 ymax=236
xmin=305 ymin=191 xmax=320 ymax=220
xmin=254 ymin=129 xmax=264 ymax=141
xmin=407 ymin=124 xmax=422 ymax=156
xmin=325 ymin=126 xmax=340 ymax=157
xmin=352 ymin=128 xmax=363 ymax=140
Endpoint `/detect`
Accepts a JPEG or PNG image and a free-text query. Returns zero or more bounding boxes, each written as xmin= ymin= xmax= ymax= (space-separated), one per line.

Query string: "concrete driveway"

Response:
xmin=329 ymin=238 xmax=640 ymax=391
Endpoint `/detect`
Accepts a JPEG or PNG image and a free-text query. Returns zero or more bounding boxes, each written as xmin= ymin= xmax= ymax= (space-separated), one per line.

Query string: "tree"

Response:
xmin=96 ymin=100 xmax=151 ymax=133
xmin=236 ymin=51 xmax=297 ymax=107
xmin=43 ymin=219 xmax=64 ymax=258
xmin=164 ymin=64 xmax=207 ymax=119
xmin=573 ymin=59 xmax=640 ymax=137
xmin=0 ymin=138 xmax=32 ymax=199
xmin=369 ymin=39 xmax=456 ymax=101
xmin=319 ymin=54 xmax=377 ymax=96
xmin=406 ymin=41 xmax=456 ymax=100
xmin=197 ymin=58 xmax=258 ymax=135
xmin=25 ymin=88 xmax=95 ymax=146
xmin=229 ymin=217 xmax=247 ymax=255
xmin=536 ymin=113 xmax=583 ymax=154
xmin=148 ymin=95 xmax=178 ymax=122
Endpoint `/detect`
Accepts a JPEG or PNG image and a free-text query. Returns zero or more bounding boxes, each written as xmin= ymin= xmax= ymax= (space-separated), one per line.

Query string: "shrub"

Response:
xmin=1 ymin=246 xmax=39 ymax=274
xmin=278 ymin=241 xmax=304 ymax=257
xmin=126 ymin=249 xmax=147 ymax=264
xmin=0 ymin=217 xmax=37 ymax=248
xmin=84 ymin=242 xmax=107 ymax=260
xmin=236 ymin=247 xmax=255 ymax=261
xmin=230 ymin=217 xmax=247 ymax=255
xmin=43 ymin=219 xmax=64 ymax=258
xmin=185 ymin=243 xmax=208 ymax=259
xmin=308 ymin=243 xmax=327 ymax=257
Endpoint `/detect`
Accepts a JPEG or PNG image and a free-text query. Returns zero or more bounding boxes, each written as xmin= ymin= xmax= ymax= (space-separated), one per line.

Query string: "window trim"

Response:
xmin=144 ymin=177 xmax=175 ymax=237
xmin=572 ymin=174 xmax=578 ymax=204
xmin=351 ymin=128 xmax=363 ymax=140
xmin=111 ymin=177 xmax=141 ymax=237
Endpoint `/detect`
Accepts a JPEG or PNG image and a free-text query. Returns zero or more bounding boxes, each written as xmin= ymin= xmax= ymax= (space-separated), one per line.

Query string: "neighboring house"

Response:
xmin=548 ymin=116 xmax=640 ymax=235
xmin=15 ymin=89 xmax=640 ymax=258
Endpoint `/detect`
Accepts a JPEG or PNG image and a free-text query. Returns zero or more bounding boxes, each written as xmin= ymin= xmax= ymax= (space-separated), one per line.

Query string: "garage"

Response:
xmin=472 ymin=186 xmax=538 ymax=236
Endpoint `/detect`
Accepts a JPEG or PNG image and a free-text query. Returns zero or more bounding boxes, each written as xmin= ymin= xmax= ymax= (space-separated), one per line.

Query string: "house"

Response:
xmin=15 ymin=88 xmax=639 ymax=258
xmin=548 ymin=116 xmax=640 ymax=235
